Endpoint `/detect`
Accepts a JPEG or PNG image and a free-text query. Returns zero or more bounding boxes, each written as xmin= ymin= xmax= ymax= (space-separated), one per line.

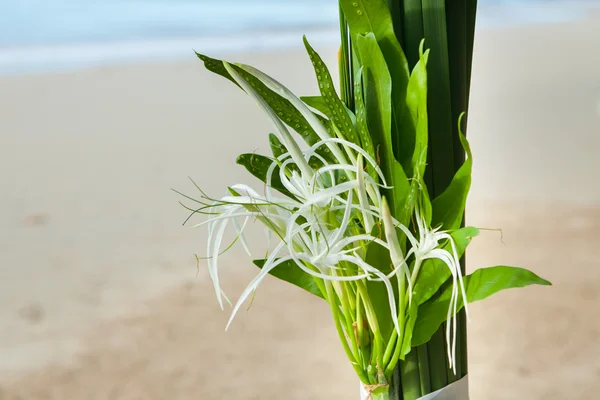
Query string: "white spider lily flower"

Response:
xmin=201 ymin=184 xmax=291 ymax=309
xmin=381 ymin=198 xmax=469 ymax=374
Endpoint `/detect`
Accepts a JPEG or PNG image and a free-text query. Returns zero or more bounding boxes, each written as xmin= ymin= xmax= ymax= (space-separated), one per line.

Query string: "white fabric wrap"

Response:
xmin=360 ymin=375 xmax=469 ymax=400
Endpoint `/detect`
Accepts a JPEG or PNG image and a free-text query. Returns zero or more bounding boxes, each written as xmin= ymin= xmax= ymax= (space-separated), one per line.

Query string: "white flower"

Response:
xmin=381 ymin=198 xmax=469 ymax=374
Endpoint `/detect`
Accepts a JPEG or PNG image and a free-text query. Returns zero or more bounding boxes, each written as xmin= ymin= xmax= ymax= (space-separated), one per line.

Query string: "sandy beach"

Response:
xmin=1 ymin=15 xmax=599 ymax=400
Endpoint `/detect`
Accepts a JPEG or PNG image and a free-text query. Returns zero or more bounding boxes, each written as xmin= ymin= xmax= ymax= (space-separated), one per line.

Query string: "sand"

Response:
xmin=0 ymin=15 xmax=599 ymax=400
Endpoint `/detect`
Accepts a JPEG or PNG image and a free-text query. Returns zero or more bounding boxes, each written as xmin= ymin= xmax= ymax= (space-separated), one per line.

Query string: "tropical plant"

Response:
xmin=176 ymin=1 xmax=551 ymax=398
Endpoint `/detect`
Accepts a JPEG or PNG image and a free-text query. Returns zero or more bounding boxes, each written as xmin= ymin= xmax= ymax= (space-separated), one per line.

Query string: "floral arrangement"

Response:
xmin=176 ymin=1 xmax=551 ymax=398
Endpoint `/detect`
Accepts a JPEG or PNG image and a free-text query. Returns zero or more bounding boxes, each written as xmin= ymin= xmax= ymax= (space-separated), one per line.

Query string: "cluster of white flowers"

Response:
xmin=191 ymin=62 xmax=468 ymax=372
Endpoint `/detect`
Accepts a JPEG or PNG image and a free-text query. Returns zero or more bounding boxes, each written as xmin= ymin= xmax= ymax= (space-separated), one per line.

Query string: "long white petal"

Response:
xmin=225 ymin=243 xmax=289 ymax=330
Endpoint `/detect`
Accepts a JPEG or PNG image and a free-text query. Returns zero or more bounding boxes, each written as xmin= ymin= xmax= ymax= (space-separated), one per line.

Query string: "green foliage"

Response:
xmin=412 ymin=266 xmax=552 ymax=346
xmin=195 ymin=52 xmax=322 ymax=148
xmin=355 ymin=32 xmax=410 ymax=224
xmin=235 ymin=153 xmax=293 ymax=198
xmin=431 ymin=119 xmax=473 ymax=231
xmin=253 ymin=259 xmax=325 ymax=299
xmin=303 ymin=37 xmax=361 ymax=146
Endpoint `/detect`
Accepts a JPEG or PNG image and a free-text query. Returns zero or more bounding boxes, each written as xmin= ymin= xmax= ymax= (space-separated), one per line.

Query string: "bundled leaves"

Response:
xmin=177 ymin=1 xmax=551 ymax=399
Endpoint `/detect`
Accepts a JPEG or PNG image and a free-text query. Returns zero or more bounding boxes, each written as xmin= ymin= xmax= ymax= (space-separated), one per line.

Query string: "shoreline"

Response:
xmin=1 ymin=14 xmax=599 ymax=399
xmin=2 ymin=6 xmax=600 ymax=77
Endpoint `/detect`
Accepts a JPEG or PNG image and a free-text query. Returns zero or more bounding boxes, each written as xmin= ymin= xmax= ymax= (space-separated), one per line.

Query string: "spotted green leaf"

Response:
xmin=196 ymin=52 xmax=322 ymax=147
xmin=236 ymin=153 xmax=293 ymax=198
xmin=303 ymin=36 xmax=360 ymax=146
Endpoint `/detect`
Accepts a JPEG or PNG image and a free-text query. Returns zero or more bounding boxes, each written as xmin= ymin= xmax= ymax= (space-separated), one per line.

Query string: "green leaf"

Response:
xmin=354 ymin=32 xmax=410 ymax=225
xmin=412 ymin=266 xmax=552 ymax=346
xmin=303 ymin=37 xmax=360 ymax=146
xmin=339 ymin=0 xmax=414 ymax=176
xmin=253 ymin=259 xmax=325 ymax=299
xmin=195 ymin=52 xmax=322 ymax=148
xmin=413 ymin=226 xmax=480 ymax=306
xmin=421 ymin=0 xmax=456 ymax=196
xmin=431 ymin=124 xmax=472 ymax=231
xmin=300 ymin=95 xmax=330 ymax=115
xmin=236 ymin=153 xmax=293 ymax=198
xmin=268 ymin=133 xmax=287 ymax=159
xmin=353 ymin=70 xmax=377 ymax=181
xmin=407 ymin=43 xmax=430 ymax=182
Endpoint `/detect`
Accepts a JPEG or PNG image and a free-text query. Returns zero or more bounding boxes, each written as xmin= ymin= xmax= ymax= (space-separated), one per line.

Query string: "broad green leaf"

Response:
xmin=253 ymin=259 xmax=325 ymax=299
xmin=431 ymin=125 xmax=473 ymax=231
xmin=195 ymin=53 xmax=322 ymax=148
xmin=303 ymin=37 xmax=360 ymax=146
xmin=412 ymin=266 xmax=552 ymax=346
xmin=339 ymin=0 xmax=414 ymax=175
xmin=355 ymin=33 xmax=410 ymax=225
xmin=236 ymin=153 xmax=293 ymax=198
xmin=413 ymin=226 xmax=480 ymax=306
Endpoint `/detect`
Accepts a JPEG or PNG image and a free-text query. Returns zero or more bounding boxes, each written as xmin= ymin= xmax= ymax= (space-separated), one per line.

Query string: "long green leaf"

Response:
xmin=303 ymin=37 xmax=361 ymax=146
xmin=355 ymin=32 xmax=410 ymax=224
xmin=253 ymin=259 xmax=325 ymax=299
xmin=339 ymin=0 xmax=415 ymax=174
xmin=431 ymin=124 xmax=472 ymax=231
xmin=196 ymin=53 xmax=322 ymax=148
xmin=412 ymin=266 xmax=552 ymax=346
xmin=354 ymin=70 xmax=377 ymax=180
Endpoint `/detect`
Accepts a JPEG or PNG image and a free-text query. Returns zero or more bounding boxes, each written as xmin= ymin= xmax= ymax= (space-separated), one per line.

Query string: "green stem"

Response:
xmin=384 ymin=271 xmax=406 ymax=377
xmin=324 ymin=280 xmax=368 ymax=383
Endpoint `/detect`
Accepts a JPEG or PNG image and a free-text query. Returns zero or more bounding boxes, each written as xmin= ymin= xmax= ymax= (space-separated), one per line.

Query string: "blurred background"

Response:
xmin=1 ymin=1 xmax=599 ymax=399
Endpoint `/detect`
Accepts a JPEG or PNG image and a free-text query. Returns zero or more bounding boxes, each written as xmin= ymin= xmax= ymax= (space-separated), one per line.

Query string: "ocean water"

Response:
xmin=1 ymin=0 xmax=599 ymax=75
